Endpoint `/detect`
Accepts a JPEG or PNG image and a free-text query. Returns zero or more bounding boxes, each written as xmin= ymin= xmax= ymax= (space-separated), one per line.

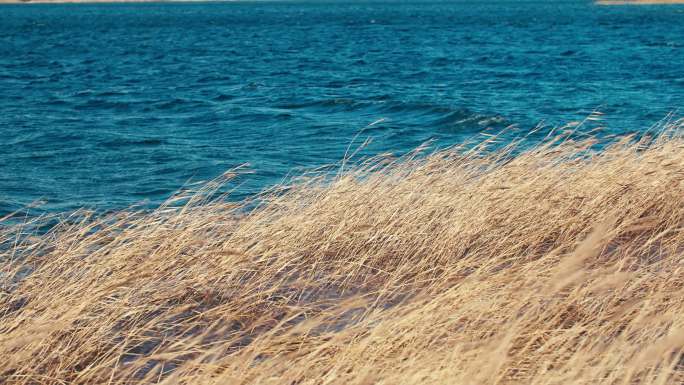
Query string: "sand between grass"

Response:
xmin=2 ymin=119 xmax=684 ymax=384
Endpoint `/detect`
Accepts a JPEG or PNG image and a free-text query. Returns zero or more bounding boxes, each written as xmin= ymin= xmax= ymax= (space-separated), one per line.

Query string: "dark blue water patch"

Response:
xmin=213 ymin=93 xmax=235 ymax=102
xmin=0 ymin=0 xmax=683 ymax=217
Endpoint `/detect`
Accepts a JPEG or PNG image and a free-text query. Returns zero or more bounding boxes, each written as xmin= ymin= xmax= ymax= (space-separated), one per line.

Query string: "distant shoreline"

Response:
xmin=0 ymin=0 xmax=157 ymax=3
xmin=3 ymin=0 xmax=684 ymax=4
xmin=597 ymin=0 xmax=684 ymax=4
xmin=0 ymin=0 xmax=222 ymax=3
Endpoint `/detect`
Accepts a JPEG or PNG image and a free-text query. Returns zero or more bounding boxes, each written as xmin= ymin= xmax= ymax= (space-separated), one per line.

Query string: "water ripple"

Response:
xmin=0 ymin=1 xmax=682 ymax=216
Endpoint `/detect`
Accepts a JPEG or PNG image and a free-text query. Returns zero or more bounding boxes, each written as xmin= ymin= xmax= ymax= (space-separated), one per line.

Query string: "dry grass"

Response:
xmin=2 ymin=118 xmax=684 ymax=385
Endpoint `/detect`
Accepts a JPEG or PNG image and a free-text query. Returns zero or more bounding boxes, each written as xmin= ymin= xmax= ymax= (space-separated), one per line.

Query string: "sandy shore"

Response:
xmin=0 ymin=0 xmax=202 ymax=3
xmin=597 ymin=0 xmax=684 ymax=4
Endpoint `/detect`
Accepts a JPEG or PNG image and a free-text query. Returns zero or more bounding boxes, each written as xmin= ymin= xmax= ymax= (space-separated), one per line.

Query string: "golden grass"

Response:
xmin=2 ymin=118 xmax=684 ymax=384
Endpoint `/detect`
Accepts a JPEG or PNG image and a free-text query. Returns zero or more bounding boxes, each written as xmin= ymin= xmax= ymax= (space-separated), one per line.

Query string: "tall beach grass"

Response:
xmin=2 ymin=118 xmax=684 ymax=384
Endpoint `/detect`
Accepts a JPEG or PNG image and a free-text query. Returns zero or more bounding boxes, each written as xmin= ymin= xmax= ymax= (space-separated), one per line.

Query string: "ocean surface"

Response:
xmin=1 ymin=1 xmax=683 ymax=217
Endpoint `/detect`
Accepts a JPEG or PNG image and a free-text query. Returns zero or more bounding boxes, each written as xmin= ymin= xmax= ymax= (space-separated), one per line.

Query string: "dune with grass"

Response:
xmin=2 ymin=118 xmax=684 ymax=384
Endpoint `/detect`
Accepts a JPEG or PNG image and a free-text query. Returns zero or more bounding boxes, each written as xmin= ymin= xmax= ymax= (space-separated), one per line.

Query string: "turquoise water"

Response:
xmin=1 ymin=1 xmax=683 ymax=216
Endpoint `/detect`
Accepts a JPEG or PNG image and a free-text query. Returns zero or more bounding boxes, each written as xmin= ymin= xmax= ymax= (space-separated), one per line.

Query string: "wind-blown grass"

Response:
xmin=2 ymin=119 xmax=684 ymax=384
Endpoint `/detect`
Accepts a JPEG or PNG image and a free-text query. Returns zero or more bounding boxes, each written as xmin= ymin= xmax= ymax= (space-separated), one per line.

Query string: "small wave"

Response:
xmin=96 ymin=90 xmax=129 ymax=98
xmin=153 ymin=98 xmax=209 ymax=111
xmin=404 ymin=70 xmax=430 ymax=80
xmin=100 ymin=138 xmax=165 ymax=149
xmin=46 ymin=98 xmax=69 ymax=106
xmin=197 ymin=75 xmax=233 ymax=84
xmin=131 ymin=187 xmax=174 ymax=198
xmin=277 ymin=98 xmax=365 ymax=111
xmin=644 ymin=41 xmax=682 ymax=48
xmin=213 ymin=93 xmax=234 ymax=101
xmin=74 ymin=99 xmax=132 ymax=112
xmin=430 ymin=57 xmax=457 ymax=66
xmin=379 ymin=101 xmax=452 ymax=115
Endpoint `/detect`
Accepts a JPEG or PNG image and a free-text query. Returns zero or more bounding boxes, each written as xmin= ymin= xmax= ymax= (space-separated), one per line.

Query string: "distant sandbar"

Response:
xmin=597 ymin=0 xmax=684 ymax=4
xmin=0 ymin=0 xmax=200 ymax=3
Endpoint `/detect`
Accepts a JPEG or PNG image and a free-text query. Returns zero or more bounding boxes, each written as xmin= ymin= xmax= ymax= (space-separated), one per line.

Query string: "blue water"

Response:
xmin=1 ymin=1 xmax=683 ymax=216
